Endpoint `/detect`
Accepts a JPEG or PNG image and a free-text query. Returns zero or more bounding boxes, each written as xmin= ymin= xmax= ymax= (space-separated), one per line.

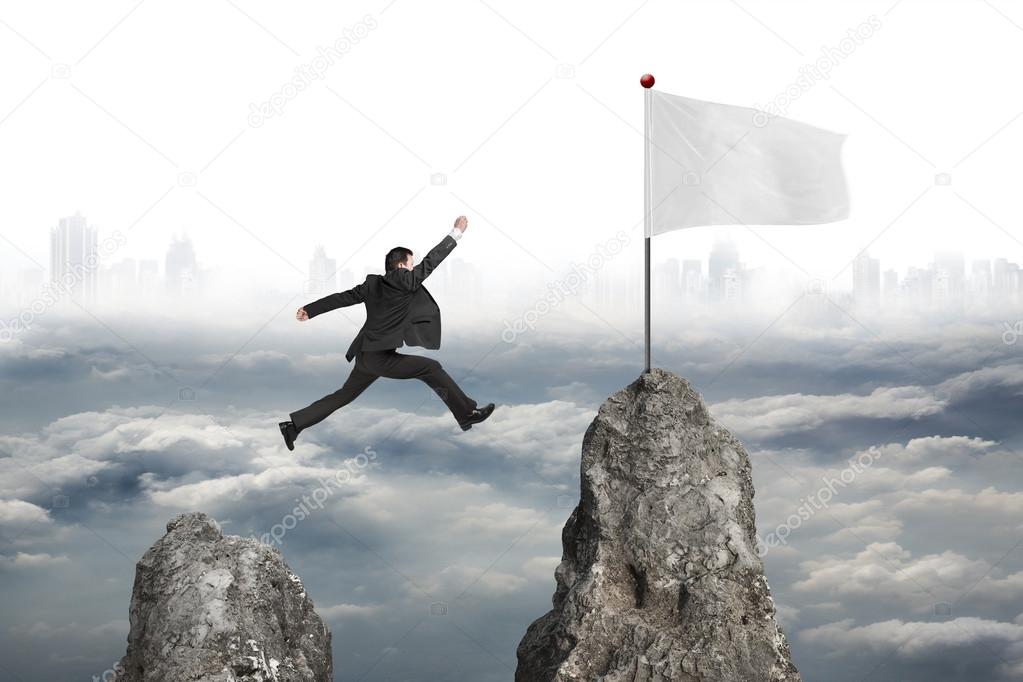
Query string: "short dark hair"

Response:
xmin=385 ymin=246 xmax=413 ymax=272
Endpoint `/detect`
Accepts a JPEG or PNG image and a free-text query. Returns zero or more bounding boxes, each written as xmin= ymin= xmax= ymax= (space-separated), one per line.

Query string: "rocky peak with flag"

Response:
xmin=515 ymin=368 xmax=801 ymax=681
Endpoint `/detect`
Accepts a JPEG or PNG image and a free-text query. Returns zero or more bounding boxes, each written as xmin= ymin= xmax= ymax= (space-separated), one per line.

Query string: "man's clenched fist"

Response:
xmin=454 ymin=215 xmax=468 ymax=232
xmin=296 ymin=307 xmax=308 ymax=321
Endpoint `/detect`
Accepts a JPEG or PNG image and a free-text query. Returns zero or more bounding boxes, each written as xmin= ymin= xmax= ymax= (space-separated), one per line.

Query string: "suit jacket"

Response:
xmin=302 ymin=234 xmax=458 ymax=362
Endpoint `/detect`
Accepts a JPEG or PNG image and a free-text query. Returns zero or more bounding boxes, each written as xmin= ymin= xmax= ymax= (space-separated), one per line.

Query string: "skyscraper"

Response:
xmin=993 ymin=258 xmax=1010 ymax=299
xmin=653 ymin=258 xmax=681 ymax=304
xmin=883 ymin=268 xmax=899 ymax=300
xmin=903 ymin=266 xmax=932 ymax=304
xmin=933 ymin=251 xmax=965 ymax=303
xmin=442 ymin=258 xmax=480 ymax=303
xmin=1007 ymin=262 xmax=1022 ymax=301
xmin=138 ymin=259 xmax=160 ymax=296
xmin=307 ymin=245 xmax=337 ymax=295
xmin=682 ymin=259 xmax=702 ymax=299
xmin=708 ymin=240 xmax=740 ymax=302
xmin=852 ymin=251 xmax=880 ymax=307
xmin=336 ymin=268 xmax=353 ymax=292
xmin=165 ymin=232 xmax=198 ymax=295
xmin=593 ymin=269 xmax=615 ymax=311
xmin=50 ymin=211 xmax=98 ymax=302
xmin=970 ymin=259 xmax=991 ymax=300
xmin=107 ymin=258 xmax=138 ymax=300
xmin=722 ymin=268 xmax=742 ymax=301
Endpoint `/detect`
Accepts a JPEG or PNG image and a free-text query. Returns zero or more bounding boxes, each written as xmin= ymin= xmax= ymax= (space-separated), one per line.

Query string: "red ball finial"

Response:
xmin=640 ymin=73 xmax=655 ymax=89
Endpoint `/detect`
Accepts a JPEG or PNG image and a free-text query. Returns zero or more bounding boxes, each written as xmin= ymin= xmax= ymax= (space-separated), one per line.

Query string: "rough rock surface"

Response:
xmin=516 ymin=369 xmax=800 ymax=681
xmin=115 ymin=512 xmax=332 ymax=681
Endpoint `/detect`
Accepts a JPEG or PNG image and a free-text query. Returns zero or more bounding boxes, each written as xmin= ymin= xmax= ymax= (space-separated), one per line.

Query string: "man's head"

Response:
xmin=385 ymin=246 xmax=414 ymax=272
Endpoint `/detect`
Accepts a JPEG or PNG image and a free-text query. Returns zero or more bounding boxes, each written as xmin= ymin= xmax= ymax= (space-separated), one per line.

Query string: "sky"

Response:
xmin=3 ymin=1 xmax=1023 ymax=681
xmin=2 ymin=0 xmax=1023 ymax=291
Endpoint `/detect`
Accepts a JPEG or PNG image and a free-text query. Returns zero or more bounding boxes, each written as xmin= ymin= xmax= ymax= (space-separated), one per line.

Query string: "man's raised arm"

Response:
xmin=393 ymin=215 xmax=467 ymax=292
xmin=296 ymin=281 xmax=365 ymax=321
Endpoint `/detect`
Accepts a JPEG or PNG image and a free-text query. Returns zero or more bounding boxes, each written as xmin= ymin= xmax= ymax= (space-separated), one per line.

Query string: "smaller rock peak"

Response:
xmin=118 ymin=512 xmax=332 ymax=680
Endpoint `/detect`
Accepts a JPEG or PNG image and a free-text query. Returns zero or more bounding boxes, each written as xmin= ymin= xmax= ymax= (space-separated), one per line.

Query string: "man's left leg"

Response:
xmin=290 ymin=358 xmax=379 ymax=433
xmin=361 ymin=350 xmax=476 ymax=423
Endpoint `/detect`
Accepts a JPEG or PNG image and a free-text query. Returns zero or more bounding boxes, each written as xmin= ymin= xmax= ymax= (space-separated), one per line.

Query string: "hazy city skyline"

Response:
xmin=5 ymin=211 xmax=1022 ymax=317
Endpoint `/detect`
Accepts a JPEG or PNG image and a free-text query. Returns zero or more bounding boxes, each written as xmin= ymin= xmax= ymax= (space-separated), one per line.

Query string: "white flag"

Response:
xmin=646 ymin=89 xmax=850 ymax=236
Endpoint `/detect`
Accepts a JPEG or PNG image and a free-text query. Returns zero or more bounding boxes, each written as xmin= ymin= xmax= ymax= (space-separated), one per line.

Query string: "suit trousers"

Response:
xmin=290 ymin=349 xmax=477 ymax=432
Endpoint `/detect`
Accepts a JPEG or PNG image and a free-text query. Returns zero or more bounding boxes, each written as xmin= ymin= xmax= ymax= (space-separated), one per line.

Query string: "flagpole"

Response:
xmin=641 ymin=73 xmax=655 ymax=374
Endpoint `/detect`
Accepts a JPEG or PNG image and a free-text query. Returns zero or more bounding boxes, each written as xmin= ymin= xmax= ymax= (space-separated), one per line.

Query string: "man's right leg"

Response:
xmin=360 ymin=350 xmax=476 ymax=423
xmin=290 ymin=358 xmax=378 ymax=433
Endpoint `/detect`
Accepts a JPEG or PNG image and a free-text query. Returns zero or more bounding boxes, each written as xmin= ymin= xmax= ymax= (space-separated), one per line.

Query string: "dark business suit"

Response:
xmin=290 ymin=233 xmax=477 ymax=432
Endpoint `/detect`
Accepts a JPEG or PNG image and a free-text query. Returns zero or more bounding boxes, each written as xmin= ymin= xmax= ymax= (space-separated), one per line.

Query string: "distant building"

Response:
xmin=933 ymin=251 xmax=965 ymax=303
xmin=883 ymin=268 xmax=899 ymax=299
xmin=903 ymin=266 xmax=932 ymax=304
xmin=625 ymin=264 xmax=642 ymax=314
xmin=709 ymin=240 xmax=740 ymax=301
xmin=138 ymin=259 xmax=160 ymax=296
xmin=165 ymin=232 xmax=198 ymax=295
xmin=307 ymin=245 xmax=337 ymax=295
xmin=653 ymin=258 xmax=681 ymax=304
xmin=852 ymin=251 xmax=880 ymax=307
xmin=994 ymin=258 xmax=1013 ymax=298
xmin=742 ymin=266 xmax=772 ymax=302
xmin=442 ymin=258 xmax=480 ymax=302
xmin=50 ymin=211 xmax=98 ymax=302
xmin=682 ymin=259 xmax=702 ymax=298
xmin=1007 ymin=262 xmax=1022 ymax=300
xmin=970 ymin=259 xmax=991 ymax=298
xmin=722 ymin=268 xmax=742 ymax=301
xmin=336 ymin=268 xmax=353 ymax=292
xmin=105 ymin=258 xmax=138 ymax=299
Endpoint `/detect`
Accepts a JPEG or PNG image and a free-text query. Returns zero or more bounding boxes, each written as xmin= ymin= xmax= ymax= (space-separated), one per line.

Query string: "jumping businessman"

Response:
xmin=279 ymin=215 xmax=495 ymax=450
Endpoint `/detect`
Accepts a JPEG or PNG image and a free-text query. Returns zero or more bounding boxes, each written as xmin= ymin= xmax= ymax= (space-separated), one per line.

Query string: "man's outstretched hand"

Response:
xmin=454 ymin=215 xmax=468 ymax=233
xmin=296 ymin=307 xmax=309 ymax=322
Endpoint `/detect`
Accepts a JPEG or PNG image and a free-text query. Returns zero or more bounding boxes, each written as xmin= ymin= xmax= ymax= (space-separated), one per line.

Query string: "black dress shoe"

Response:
xmin=459 ymin=403 xmax=495 ymax=431
xmin=279 ymin=421 xmax=298 ymax=451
